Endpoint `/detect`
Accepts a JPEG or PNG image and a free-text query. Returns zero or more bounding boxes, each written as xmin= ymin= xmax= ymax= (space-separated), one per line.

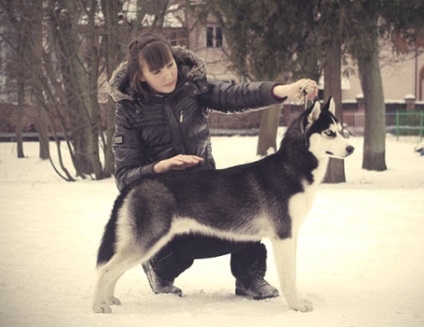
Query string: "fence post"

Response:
xmin=396 ymin=110 xmax=399 ymax=141
xmin=404 ymin=94 xmax=416 ymax=111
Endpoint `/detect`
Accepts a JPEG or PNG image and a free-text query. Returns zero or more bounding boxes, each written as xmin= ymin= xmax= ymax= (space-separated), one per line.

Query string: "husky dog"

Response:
xmin=92 ymin=97 xmax=354 ymax=314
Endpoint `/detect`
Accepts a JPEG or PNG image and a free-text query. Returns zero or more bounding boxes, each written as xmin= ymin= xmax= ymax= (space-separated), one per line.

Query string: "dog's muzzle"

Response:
xmin=326 ymin=145 xmax=355 ymax=157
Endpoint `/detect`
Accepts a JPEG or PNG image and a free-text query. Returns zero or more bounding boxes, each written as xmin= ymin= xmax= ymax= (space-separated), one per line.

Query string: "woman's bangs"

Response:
xmin=141 ymin=42 xmax=173 ymax=72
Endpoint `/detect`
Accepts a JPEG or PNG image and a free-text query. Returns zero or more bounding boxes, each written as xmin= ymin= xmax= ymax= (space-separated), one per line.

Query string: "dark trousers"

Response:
xmin=148 ymin=234 xmax=268 ymax=283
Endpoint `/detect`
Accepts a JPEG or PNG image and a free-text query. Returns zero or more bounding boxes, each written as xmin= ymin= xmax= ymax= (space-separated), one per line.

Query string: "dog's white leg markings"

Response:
xmin=105 ymin=273 xmax=123 ymax=305
xmin=272 ymin=237 xmax=313 ymax=312
xmin=93 ymin=252 xmax=142 ymax=313
xmin=274 ymin=180 xmax=317 ymax=313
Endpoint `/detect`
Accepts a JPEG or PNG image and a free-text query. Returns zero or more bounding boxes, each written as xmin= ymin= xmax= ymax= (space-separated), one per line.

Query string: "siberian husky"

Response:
xmin=92 ymin=97 xmax=354 ymax=314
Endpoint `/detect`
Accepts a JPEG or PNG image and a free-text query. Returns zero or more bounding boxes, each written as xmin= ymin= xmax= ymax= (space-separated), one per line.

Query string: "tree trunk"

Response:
xmin=54 ymin=0 xmax=103 ymax=178
xmin=86 ymin=0 xmax=104 ymax=180
xmin=31 ymin=0 xmax=49 ymax=160
xmin=16 ymin=81 xmax=25 ymax=158
xmin=323 ymin=38 xmax=346 ymax=183
xmin=257 ymin=104 xmax=281 ymax=156
xmin=358 ymin=31 xmax=387 ymax=171
xmin=101 ymin=0 xmax=124 ymax=177
xmin=37 ymin=110 xmax=50 ymax=160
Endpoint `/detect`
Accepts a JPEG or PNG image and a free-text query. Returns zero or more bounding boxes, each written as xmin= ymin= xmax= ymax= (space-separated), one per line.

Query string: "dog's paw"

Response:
xmin=106 ymin=296 xmax=121 ymax=305
xmin=93 ymin=303 xmax=112 ymax=314
xmin=289 ymin=298 xmax=313 ymax=312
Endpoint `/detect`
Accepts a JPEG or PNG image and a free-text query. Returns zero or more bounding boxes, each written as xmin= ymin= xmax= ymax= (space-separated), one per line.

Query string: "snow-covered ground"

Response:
xmin=0 ymin=132 xmax=423 ymax=327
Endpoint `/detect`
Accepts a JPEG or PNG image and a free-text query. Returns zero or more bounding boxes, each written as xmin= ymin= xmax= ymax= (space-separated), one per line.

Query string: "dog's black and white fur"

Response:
xmin=92 ymin=97 xmax=354 ymax=314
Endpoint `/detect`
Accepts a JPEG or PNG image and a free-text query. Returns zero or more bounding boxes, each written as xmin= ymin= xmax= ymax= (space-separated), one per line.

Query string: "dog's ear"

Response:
xmin=323 ymin=97 xmax=336 ymax=115
xmin=307 ymin=101 xmax=321 ymax=125
xmin=328 ymin=97 xmax=336 ymax=115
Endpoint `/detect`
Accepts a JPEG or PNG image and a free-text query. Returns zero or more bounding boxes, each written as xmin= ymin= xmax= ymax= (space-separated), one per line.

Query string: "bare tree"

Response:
xmin=100 ymin=0 xmax=126 ymax=177
xmin=46 ymin=0 xmax=105 ymax=179
xmin=29 ymin=0 xmax=50 ymax=160
xmin=0 ymin=0 xmax=33 ymax=158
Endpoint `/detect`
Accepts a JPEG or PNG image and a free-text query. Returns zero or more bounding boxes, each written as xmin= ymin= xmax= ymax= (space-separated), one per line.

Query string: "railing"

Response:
xmin=395 ymin=110 xmax=423 ymax=142
xmin=341 ymin=111 xmax=423 ymax=142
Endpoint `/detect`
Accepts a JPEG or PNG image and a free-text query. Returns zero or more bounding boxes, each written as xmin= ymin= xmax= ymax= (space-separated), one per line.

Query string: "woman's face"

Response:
xmin=140 ymin=56 xmax=178 ymax=94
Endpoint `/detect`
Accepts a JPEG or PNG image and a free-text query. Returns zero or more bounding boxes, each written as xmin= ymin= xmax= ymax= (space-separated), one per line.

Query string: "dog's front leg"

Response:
xmin=272 ymin=237 xmax=313 ymax=312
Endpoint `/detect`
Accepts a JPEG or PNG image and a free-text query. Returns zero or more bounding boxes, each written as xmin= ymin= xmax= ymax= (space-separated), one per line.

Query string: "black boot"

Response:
xmin=142 ymin=262 xmax=182 ymax=296
xmin=231 ymin=243 xmax=279 ymax=300
xmin=235 ymin=277 xmax=279 ymax=300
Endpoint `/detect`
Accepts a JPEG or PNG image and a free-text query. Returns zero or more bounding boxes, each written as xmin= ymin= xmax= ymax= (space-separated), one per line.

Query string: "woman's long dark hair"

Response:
xmin=121 ymin=32 xmax=174 ymax=99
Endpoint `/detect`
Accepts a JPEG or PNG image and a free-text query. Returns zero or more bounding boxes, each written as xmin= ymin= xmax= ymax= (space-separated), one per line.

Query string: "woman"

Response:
xmin=108 ymin=32 xmax=318 ymax=300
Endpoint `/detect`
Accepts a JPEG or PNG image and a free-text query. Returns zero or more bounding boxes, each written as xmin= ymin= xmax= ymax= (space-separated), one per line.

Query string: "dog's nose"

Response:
xmin=346 ymin=145 xmax=355 ymax=155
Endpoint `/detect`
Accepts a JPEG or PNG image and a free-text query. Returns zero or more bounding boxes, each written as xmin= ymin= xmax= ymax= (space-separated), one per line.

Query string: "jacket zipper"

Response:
xmin=177 ymin=109 xmax=187 ymax=153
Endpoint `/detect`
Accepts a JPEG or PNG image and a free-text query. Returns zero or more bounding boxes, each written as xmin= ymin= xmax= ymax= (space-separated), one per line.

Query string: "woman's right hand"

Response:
xmin=153 ymin=154 xmax=204 ymax=173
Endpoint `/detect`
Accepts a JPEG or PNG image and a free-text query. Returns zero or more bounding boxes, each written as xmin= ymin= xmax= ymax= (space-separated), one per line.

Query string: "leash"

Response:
xmin=304 ymin=94 xmax=309 ymax=110
xmin=294 ymin=79 xmax=314 ymax=110
xmin=297 ymin=80 xmax=313 ymax=144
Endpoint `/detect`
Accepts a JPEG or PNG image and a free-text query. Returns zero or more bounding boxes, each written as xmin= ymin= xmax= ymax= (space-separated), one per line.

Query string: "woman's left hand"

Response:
xmin=153 ymin=154 xmax=204 ymax=173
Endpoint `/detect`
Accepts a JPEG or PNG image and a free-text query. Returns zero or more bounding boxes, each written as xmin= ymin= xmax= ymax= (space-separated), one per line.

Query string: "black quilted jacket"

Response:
xmin=108 ymin=47 xmax=287 ymax=191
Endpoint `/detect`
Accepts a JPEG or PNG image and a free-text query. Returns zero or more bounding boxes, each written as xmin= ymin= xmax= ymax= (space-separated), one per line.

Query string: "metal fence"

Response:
xmin=342 ymin=111 xmax=423 ymax=142
xmin=395 ymin=110 xmax=423 ymax=142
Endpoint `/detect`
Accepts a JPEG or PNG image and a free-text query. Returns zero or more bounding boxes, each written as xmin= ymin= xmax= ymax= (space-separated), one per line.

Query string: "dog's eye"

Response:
xmin=324 ymin=130 xmax=336 ymax=137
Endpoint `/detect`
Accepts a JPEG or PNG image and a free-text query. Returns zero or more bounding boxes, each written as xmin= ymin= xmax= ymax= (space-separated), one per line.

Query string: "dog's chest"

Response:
xmin=288 ymin=159 xmax=328 ymax=233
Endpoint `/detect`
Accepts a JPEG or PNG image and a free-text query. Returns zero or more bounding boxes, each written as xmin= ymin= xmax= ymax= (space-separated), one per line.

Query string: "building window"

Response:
xmin=206 ymin=26 xmax=222 ymax=48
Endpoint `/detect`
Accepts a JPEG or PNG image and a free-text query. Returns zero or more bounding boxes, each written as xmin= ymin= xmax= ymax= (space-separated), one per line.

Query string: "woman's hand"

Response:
xmin=292 ymin=79 xmax=318 ymax=100
xmin=273 ymin=79 xmax=318 ymax=101
xmin=153 ymin=154 xmax=204 ymax=173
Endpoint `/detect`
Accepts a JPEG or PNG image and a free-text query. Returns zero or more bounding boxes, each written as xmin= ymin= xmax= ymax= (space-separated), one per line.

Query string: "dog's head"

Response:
xmin=302 ymin=97 xmax=354 ymax=159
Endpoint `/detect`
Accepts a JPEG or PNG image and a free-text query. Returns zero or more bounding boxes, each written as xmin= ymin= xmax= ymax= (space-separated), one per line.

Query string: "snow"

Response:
xmin=0 ymin=132 xmax=423 ymax=327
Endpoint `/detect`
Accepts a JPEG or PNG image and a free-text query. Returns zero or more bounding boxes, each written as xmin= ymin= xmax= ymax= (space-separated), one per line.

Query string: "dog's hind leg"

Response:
xmin=104 ymin=272 xmax=125 ymax=306
xmin=92 ymin=250 xmax=143 ymax=313
xmin=271 ymin=237 xmax=313 ymax=312
xmin=93 ymin=230 xmax=176 ymax=313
